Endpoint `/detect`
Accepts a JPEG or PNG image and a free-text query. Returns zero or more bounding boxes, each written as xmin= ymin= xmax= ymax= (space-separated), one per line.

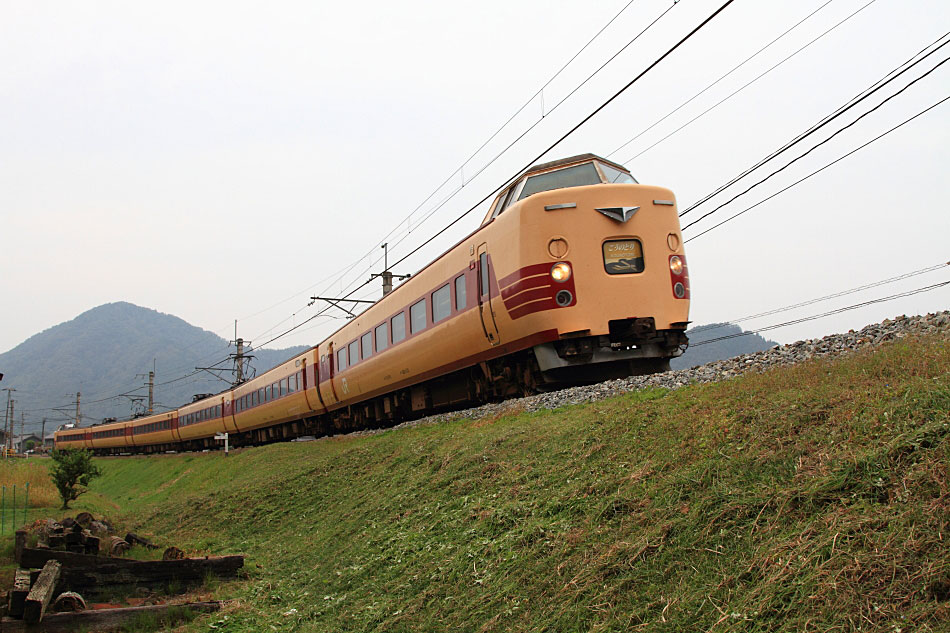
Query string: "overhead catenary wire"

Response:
xmin=385 ymin=1 xmax=738 ymax=277
xmin=681 ymin=52 xmax=950 ymax=231
xmin=607 ymin=0 xmax=838 ymax=159
xmin=251 ymin=1 xmax=736 ymax=352
xmin=349 ymin=0 xmax=681 ymax=277
xmin=680 ymin=29 xmax=950 ymax=216
xmin=690 ymin=279 xmax=950 ymax=347
xmin=688 ymin=261 xmax=949 ymax=338
xmin=229 ymin=0 xmax=656 ymax=339
xmin=684 ymin=93 xmax=950 ymax=242
xmin=619 ymin=0 xmax=879 ymax=166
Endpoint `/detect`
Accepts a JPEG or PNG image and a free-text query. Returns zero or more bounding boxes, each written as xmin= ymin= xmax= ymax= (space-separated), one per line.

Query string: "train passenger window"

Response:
xmin=519 ymin=162 xmax=601 ymax=200
xmin=236 ymin=400 xmax=242 ymax=413
xmin=280 ymin=378 xmax=287 ymax=396
xmin=287 ymin=375 xmax=296 ymax=394
xmin=264 ymin=387 xmax=270 ymax=402
xmin=216 ymin=405 xmax=221 ymax=418
xmin=297 ymin=371 xmax=303 ymax=389
xmin=455 ymin=274 xmax=466 ymax=310
xmin=375 ymin=323 xmax=388 ymax=352
xmin=337 ymin=348 xmax=347 ymax=371
xmin=272 ymin=383 xmax=278 ymax=399
xmin=349 ymin=341 xmax=359 ymax=366
xmin=432 ymin=284 xmax=451 ymax=323
xmin=597 ymin=161 xmax=637 ymax=184
xmin=391 ymin=312 xmax=406 ymax=343
xmin=410 ymin=299 xmax=426 ymax=334
xmin=361 ymin=332 xmax=373 ymax=359
xmin=479 ymin=253 xmax=489 ymax=295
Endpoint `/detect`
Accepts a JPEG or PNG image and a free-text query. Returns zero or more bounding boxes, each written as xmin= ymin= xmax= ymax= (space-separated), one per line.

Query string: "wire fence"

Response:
xmin=0 ymin=483 xmax=31 ymax=535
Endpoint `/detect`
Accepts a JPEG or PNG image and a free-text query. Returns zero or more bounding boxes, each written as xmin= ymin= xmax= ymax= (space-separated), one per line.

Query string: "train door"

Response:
xmin=171 ymin=413 xmax=181 ymax=442
xmin=477 ymin=243 xmax=501 ymax=346
xmin=319 ymin=343 xmax=339 ymax=406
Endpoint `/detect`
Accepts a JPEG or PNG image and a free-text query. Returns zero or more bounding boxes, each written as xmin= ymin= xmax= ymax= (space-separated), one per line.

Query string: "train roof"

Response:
xmin=524 ymin=153 xmax=630 ymax=176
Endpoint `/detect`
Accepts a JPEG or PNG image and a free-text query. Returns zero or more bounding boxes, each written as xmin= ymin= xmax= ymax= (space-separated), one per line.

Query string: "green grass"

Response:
xmin=11 ymin=334 xmax=950 ymax=632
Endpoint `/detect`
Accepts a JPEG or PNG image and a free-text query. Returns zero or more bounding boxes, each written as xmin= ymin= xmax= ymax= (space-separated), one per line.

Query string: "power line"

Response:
xmin=607 ymin=0 xmax=837 ymax=159
xmin=619 ymin=0 xmax=879 ymax=166
xmin=252 ymin=1 xmax=735 ymax=352
xmin=357 ymin=0 xmax=680 ymax=276
xmin=232 ymin=0 xmax=660 ymax=341
xmin=682 ymin=52 xmax=950 ymax=231
xmin=684 ymin=93 xmax=950 ymax=242
xmin=690 ymin=261 xmax=949 ymax=338
xmin=680 ymin=29 xmax=950 ymax=216
xmin=690 ymin=279 xmax=950 ymax=347
xmin=385 ymin=1 xmax=738 ymax=277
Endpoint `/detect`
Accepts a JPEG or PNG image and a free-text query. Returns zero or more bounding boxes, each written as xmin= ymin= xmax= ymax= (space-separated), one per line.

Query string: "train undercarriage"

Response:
xmin=96 ymin=324 xmax=687 ymax=456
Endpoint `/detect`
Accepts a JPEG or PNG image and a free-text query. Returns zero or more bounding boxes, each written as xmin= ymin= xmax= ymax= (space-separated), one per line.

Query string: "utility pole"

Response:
xmin=41 ymin=419 xmax=46 ymax=452
xmin=7 ymin=399 xmax=14 ymax=453
xmin=147 ymin=371 xmax=154 ymax=415
xmin=75 ymin=392 xmax=81 ymax=427
xmin=19 ymin=412 xmax=24 ymax=454
xmin=370 ymin=243 xmax=410 ymax=297
xmin=2 ymin=389 xmax=10 ymax=455
xmin=235 ymin=338 xmax=244 ymax=384
xmin=200 ymin=323 xmax=255 ymax=387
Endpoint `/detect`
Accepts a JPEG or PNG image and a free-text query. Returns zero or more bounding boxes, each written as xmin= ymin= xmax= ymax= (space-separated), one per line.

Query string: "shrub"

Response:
xmin=49 ymin=449 xmax=101 ymax=509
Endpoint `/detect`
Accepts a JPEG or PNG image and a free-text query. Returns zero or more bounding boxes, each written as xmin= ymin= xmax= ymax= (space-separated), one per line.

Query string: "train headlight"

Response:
xmin=550 ymin=262 xmax=572 ymax=282
xmin=669 ymin=255 xmax=683 ymax=276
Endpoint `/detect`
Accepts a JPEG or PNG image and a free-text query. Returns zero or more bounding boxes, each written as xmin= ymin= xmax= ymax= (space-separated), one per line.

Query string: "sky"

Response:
xmin=1 ymin=0 xmax=948 ymax=372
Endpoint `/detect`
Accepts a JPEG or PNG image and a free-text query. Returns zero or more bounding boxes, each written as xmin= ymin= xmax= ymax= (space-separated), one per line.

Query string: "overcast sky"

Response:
xmin=2 ymin=0 xmax=948 ymax=372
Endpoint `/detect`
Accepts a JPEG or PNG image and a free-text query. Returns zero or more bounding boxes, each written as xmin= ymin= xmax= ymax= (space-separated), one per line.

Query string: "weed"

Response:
xmin=9 ymin=332 xmax=946 ymax=632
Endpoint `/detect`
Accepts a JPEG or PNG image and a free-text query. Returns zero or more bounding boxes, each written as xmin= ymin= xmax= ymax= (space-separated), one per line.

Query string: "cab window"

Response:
xmin=519 ymin=162 xmax=601 ymax=200
xmin=597 ymin=161 xmax=637 ymax=184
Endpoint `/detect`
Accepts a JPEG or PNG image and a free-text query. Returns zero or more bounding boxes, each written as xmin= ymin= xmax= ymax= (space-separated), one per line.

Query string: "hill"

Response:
xmin=0 ymin=302 xmax=307 ymax=429
xmin=56 ymin=330 xmax=949 ymax=631
xmin=671 ymin=322 xmax=778 ymax=369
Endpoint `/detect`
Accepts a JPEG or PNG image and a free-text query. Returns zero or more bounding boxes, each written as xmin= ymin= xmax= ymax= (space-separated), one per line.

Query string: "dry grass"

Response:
xmin=0 ymin=459 xmax=58 ymax=507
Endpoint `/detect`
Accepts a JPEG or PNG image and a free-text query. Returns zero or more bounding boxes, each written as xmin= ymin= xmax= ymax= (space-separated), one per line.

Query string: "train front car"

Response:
xmin=484 ymin=153 xmax=689 ymax=384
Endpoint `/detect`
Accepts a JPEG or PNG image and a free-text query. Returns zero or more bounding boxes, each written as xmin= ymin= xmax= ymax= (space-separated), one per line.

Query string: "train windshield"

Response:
xmin=598 ymin=161 xmax=638 ymax=184
xmin=518 ymin=162 xmax=601 ymax=200
xmin=517 ymin=160 xmax=637 ymax=201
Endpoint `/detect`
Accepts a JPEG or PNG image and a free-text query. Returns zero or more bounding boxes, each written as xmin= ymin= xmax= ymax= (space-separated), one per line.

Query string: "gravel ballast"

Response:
xmin=354 ymin=311 xmax=949 ymax=435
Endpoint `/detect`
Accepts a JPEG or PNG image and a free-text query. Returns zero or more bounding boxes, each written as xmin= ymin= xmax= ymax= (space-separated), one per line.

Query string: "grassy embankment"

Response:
xmin=5 ymin=334 xmax=950 ymax=631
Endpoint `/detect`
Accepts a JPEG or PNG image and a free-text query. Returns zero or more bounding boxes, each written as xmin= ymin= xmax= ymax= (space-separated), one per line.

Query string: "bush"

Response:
xmin=49 ymin=449 xmax=101 ymax=509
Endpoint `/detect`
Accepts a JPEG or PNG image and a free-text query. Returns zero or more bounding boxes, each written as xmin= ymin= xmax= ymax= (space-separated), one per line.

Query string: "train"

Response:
xmin=55 ymin=153 xmax=690 ymax=454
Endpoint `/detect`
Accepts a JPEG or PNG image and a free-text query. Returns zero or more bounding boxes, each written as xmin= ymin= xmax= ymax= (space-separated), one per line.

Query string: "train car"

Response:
xmin=127 ymin=411 xmax=176 ymax=453
xmin=311 ymin=153 xmax=689 ymax=432
xmin=57 ymin=153 xmax=690 ymax=453
xmin=232 ymin=348 xmax=321 ymax=442
xmin=52 ymin=427 xmax=89 ymax=451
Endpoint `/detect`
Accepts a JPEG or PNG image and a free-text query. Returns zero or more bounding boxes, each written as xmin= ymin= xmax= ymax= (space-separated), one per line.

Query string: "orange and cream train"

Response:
xmin=56 ymin=154 xmax=690 ymax=454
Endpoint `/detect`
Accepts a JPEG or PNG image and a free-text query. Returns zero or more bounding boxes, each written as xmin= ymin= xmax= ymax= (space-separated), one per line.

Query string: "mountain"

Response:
xmin=0 ymin=302 xmax=308 ymax=433
xmin=671 ymin=322 xmax=779 ymax=370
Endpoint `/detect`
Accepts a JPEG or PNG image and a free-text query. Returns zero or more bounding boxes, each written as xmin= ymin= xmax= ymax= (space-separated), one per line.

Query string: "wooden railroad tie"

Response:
xmin=23 ymin=560 xmax=61 ymax=624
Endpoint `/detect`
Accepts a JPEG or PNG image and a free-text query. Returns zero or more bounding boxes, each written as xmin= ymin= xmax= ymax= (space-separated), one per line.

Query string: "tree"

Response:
xmin=49 ymin=448 xmax=101 ymax=510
